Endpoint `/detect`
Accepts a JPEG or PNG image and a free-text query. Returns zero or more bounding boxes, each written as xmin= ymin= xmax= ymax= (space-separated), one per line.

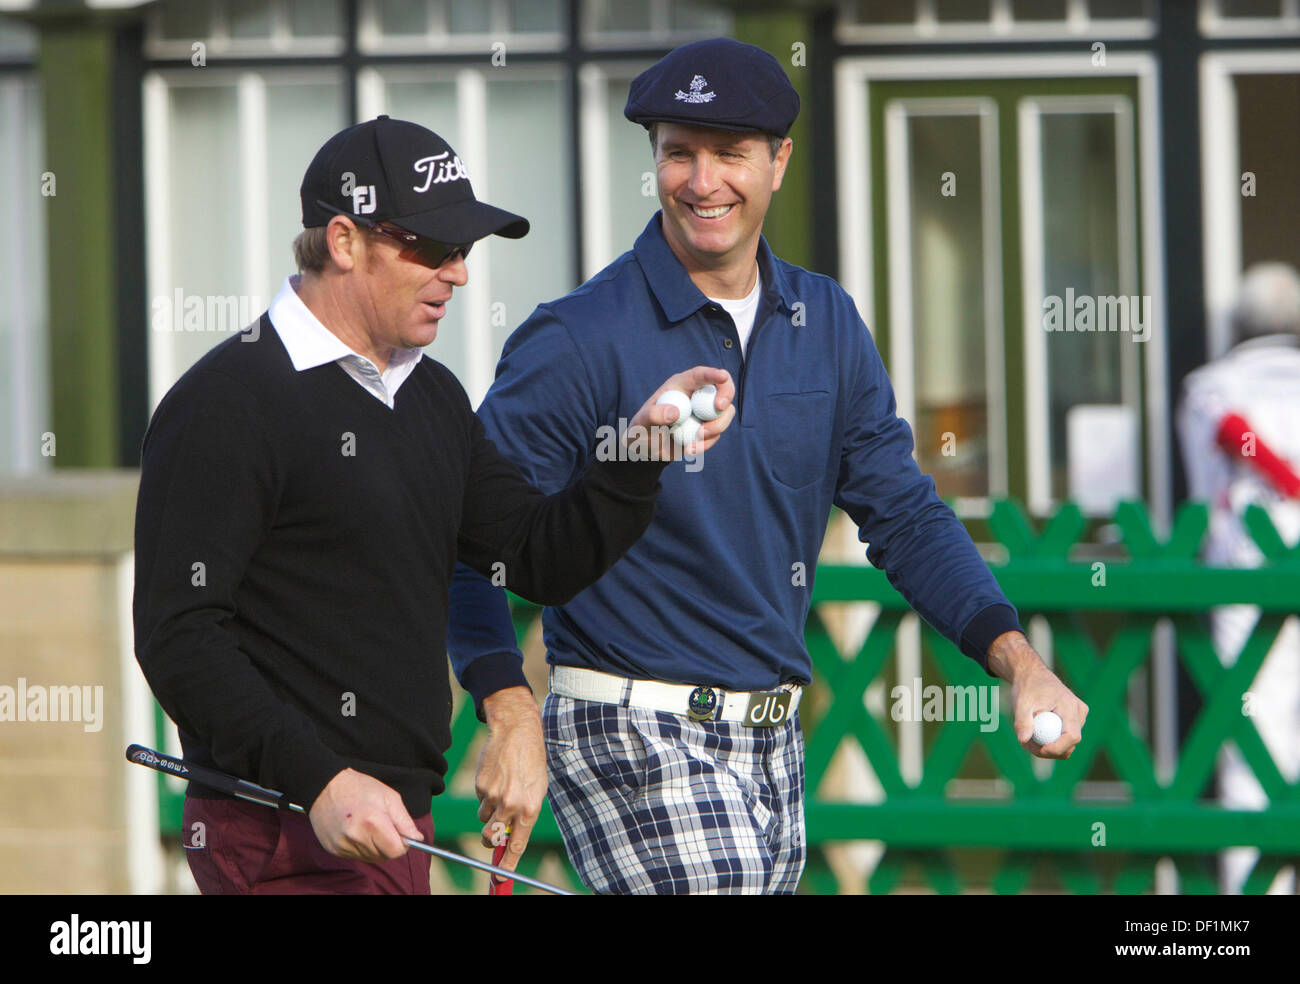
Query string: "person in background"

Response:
xmin=1178 ymin=261 xmax=1300 ymax=895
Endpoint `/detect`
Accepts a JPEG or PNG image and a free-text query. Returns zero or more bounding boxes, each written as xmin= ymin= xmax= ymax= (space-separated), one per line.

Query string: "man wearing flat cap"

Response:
xmin=450 ymin=38 xmax=1087 ymax=894
xmin=133 ymin=116 xmax=736 ymax=893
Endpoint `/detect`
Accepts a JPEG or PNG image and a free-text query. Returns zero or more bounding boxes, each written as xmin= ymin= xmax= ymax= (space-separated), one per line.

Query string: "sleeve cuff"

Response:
xmin=960 ymin=604 xmax=1024 ymax=677
xmin=277 ymin=734 xmax=349 ymax=813
xmin=460 ymin=651 xmax=533 ymax=722
xmin=586 ymin=455 xmax=667 ymax=498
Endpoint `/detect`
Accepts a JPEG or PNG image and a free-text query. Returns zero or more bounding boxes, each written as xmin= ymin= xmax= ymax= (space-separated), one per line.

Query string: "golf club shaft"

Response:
xmin=125 ymin=744 xmax=573 ymax=895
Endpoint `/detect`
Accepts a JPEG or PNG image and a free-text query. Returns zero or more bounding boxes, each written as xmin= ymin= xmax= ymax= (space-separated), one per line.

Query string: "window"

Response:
xmin=358 ymin=0 xmax=565 ymax=55
xmin=838 ymin=0 xmax=1156 ymax=42
xmin=1200 ymin=0 xmax=1300 ymax=36
xmin=143 ymin=69 xmax=347 ymax=404
xmin=579 ymin=61 xmax=660 ymax=279
xmin=583 ymin=0 xmax=729 ymax=46
xmin=147 ymin=0 xmax=346 ymax=59
xmin=0 ymin=19 xmax=48 ymax=476
xmin=884 ymin=100 xmax=1005 ymax=504
xmin=1020 ymin=98 xmax=1142 ymax=513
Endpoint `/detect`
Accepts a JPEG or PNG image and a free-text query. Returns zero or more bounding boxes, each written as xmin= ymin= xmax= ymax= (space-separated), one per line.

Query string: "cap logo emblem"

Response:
xmin=351 ymin=185 xmax=377 ymax=214
xmin=674 ymin=74 xmax=716 ymax=104
xmin=413 ymin=152 xmax=470 ymax=193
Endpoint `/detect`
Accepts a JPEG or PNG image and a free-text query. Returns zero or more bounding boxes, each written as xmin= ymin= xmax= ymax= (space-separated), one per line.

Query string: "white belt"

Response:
xmin=550 ymin=665 xmax=801 ymax=725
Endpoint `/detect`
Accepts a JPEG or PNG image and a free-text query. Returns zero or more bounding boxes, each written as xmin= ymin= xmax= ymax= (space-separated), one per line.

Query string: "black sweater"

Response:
xmin=133 ymin=316 xmax=665 ymax=816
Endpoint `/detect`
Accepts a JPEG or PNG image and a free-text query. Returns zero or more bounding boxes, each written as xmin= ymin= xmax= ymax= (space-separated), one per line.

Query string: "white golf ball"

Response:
xmin=671 ymin=414 xmax=702 ymax=449
xmin=1032 ymin=711 xmax=1063 ymax=745
xmin=691 ymin=384 xmax=720 ymax=421
xmin=655 ymin=389 xmax=693 ymax=425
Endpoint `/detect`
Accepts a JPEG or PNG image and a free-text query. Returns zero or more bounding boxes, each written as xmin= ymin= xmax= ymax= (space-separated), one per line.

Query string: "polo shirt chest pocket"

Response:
xmin=762 ymin=390 xmax=832 ymax=491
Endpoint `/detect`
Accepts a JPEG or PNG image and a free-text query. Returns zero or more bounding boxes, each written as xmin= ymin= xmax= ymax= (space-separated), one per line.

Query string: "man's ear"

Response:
xmin=325 ymin=215 xmax=360 ymax=272
xmin=771 ymin=138 xmax=793 ymax=193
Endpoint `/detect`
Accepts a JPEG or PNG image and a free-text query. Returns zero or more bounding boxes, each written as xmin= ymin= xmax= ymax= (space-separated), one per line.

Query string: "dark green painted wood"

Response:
xmin=734 ymin=12 xmax=813 ymax=271
xmin=39 ymin=24 xmax=119 ymax=467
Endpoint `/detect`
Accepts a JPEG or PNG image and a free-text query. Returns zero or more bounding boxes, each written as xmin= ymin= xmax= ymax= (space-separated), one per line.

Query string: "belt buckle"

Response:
xmin=686 ymin=686 xmax=717 ymax=721
xmin=743 ymin=690 xmax=792 ymax=727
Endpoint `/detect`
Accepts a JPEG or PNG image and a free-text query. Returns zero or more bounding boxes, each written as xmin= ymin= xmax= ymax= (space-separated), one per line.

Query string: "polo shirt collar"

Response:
xmin=633 ymin=211 xmax=798 ymax=324
xmin=267 ymin=275 xmax=422 ymax=375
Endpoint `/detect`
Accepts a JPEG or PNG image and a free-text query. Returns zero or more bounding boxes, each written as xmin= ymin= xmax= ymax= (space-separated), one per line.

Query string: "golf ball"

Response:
xmin=1033 ymin=711 xmax=1063 ymax=745
xmin=671 ymin=414 xmax=702 ymax=449
xmin=655 ymin=389 xmax=693 ymax=425
xmin=691 ymin=384 xmax=720 ymax=421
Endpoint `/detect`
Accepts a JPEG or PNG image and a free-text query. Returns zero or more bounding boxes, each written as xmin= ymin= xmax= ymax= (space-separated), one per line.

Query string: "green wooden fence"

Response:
xmin=155 ymin=499 xmax=1300 ymax=893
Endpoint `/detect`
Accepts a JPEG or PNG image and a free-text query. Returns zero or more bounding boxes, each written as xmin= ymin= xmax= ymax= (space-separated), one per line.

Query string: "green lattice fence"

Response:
xmin=154 ymin=499 xmax=1300 ymax=893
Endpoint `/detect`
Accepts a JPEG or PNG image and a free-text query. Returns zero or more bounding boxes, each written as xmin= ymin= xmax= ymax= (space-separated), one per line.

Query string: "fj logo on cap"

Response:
xmin=413 ymin=152 xmax=470 ymax=193
xmin=674 ymin=75 xmax=716 ymax=104
xmin=351 ymin=185 xmax=377 ymax=214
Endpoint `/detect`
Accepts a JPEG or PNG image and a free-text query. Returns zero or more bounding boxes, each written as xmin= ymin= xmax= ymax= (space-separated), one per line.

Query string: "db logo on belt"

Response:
xmin=744 ymin=690 xmax=791 ymax=727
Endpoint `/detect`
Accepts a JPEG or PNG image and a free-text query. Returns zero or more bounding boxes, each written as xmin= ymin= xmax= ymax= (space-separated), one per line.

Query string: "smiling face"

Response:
xmin=653 ymin=122 xmax=791 ymax=295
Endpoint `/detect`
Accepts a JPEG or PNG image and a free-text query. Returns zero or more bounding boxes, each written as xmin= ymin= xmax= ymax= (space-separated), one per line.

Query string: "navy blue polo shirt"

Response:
xmin=448 ymin=212 xmax=1020 ymax=697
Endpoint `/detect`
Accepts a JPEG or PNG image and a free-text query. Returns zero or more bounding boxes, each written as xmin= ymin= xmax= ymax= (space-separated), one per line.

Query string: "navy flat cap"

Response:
xmin=624 ymin=37 xmax=800 ymax=138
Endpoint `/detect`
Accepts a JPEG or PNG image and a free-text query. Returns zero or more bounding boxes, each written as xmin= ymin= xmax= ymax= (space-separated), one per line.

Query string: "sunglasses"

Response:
xmin=316 ymin=201 xmax=472 ymax=269
xmin=363 ymin=219 xmax=472 ymax=269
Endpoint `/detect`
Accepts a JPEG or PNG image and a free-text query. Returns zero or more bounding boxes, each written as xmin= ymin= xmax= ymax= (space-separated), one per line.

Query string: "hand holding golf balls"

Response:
xmin=656 ymin=385 xmax=721 ymax=450
xmin=627 ymin=367 xmax=735 ymax=460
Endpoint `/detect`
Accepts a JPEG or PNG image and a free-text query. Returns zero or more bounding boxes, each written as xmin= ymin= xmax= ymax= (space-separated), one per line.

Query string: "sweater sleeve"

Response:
xmin=454 ymin=397 xmax=667 ymax=608
xmin=133 ymin=367 xmax=347 ymax=810
xmin=448 ymin=309 xmax=605 ymax=709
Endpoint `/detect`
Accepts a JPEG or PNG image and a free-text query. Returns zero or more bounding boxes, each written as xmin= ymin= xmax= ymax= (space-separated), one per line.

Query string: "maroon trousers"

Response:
xmin=183 ymin=796 xmax=437 ymax=895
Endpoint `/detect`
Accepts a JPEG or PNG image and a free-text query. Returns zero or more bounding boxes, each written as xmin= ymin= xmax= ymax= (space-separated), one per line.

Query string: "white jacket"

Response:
xmin=1176 ymin=333 xmax=1300 ymax=568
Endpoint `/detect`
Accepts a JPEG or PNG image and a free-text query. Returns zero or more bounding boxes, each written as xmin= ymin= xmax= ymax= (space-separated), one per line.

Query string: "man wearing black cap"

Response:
xmin=133 ymin=116 xmax=736 ymax=893
xmin=448 ymin=39 xmax=1087 ymax=894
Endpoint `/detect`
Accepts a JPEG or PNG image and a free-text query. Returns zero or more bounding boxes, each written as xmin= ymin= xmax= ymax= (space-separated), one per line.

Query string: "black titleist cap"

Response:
xmin=300 ymin=116 xmax=529 ymax=243
xmin=624 ymin=37 xmax=800 ymax=138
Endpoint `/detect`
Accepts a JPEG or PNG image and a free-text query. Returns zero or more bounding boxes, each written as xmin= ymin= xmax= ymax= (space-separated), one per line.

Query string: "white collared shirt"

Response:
xmin=267 ymin=275 xmax=423 ymax=409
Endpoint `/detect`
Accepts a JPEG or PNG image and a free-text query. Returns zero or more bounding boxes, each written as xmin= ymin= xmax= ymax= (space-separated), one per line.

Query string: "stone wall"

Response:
xmin=0 ymin=470 xmax=162 ymax=893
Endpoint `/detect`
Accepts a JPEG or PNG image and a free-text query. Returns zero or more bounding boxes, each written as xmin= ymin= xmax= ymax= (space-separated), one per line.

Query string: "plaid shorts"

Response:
xmin=544 ymin=692 xmax=806 ymax=895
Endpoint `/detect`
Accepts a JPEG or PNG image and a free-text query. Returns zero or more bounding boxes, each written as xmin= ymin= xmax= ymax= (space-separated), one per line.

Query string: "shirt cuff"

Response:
xmin=460 ymin=651 xmax=533 ymax=722
xmin=959 ymin=603 xmax=1023 ymax=677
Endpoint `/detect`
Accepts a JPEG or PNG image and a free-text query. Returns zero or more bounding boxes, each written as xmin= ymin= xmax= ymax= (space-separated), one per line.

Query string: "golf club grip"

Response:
xmin=490 ymin=840 xmax=514 ymax=895
xmin=125 ymin=744 xmax=301 ymax=812
xmin=125 ymin=744 xmax=575 ymax=894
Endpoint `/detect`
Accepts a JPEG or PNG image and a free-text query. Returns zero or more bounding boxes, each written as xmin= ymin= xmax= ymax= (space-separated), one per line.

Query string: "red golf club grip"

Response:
xmin=489 ymin=839 xmax=514 ymax=895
